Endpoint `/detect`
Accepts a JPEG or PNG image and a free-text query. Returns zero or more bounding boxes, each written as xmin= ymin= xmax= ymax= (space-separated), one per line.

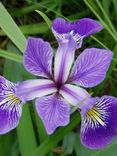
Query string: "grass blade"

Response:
xmin=35 ymin=10 xmax=52 ymax=27
xmin=0 ymin=2 xmax=26 ymax=52
xmin=84 ymin=0 xmax=117 ymax=41
xmin=0 ymin=23 xmax=48 ymax=36
xmin=0 ymin=49 xmax=22 ymax=63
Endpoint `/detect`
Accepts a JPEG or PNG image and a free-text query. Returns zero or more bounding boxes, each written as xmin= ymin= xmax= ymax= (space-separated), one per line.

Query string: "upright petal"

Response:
xmin=24 ymin=37 xmax=53 ymax=78
xmin=80 ymin=96 xmax=117 ymax=149
xmin=69 ymin=48 xmax=113 ymax=88
xmin=16 ymin=79 xmax=57 ymax=102
xmin=54 ymin=36 xmax=77 ymax=84
xmin=35 ymin=95 xmax=70 ymax=134
xmin=59 ymin=84 xmax=90 ymax=106
xmin=52 ymin=18 xmax=103 ymax=48
xmin=0 ymin=76 xmax=22 ymax=134
xmin=73 ymin=18 xmax=103 ymax=37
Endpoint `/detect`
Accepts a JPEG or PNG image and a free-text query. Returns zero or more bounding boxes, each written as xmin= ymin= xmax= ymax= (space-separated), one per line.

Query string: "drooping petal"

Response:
xmin=0 ymin=76 xmax=22 ymax=134
xmin=52 ymin=18 xmax=103 ymax=48
xmin=24 ymin=37 xmax=53 ymax=78
xmin=54 ymin=36 xmax=77 ymax=84
xmin=16 ymin=79 xmax=57 ymax=102
xmin=35 ymin=95 xmax=70 ymax=134
xmin=59 ymin=84 xmax=90 ymax=106
xmin=69 ymin=48 xmax=113 ymax=88
xmin=80 ymin=96 xmax=117 ymax=149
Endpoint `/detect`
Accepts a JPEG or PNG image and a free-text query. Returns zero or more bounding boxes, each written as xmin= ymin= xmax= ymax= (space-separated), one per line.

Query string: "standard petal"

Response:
xmin=0 ymin=76 xmax=22 ymax=134
xmin=35 ymin=95 xmax=70 ymax=134
xmin=73 ymin=18 xmax=103 ymax=37
xmin=24 ymin=37 xmax=53 ymax=78
xmin=80 ymin=96 xmax=117 ymax=149
xmin=69 ymin=48 xmax=113 ymax=88
xmin=16 ymin=79 xmax=57 ymax=102
xmin=52 ymin=18 xmax=103 ymax=48
xmin=59 ymin=84 xmax=90 ymax=106
xmin=54 ymin=36 xmax=77 ymax=84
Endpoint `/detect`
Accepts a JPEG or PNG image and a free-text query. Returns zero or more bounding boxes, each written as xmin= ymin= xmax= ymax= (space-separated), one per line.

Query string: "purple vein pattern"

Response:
xmin=0 ymin=17 xmax=116 ymax=150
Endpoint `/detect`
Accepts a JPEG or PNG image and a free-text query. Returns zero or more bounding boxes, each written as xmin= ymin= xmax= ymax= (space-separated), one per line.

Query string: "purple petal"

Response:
xmin=80 ymin=96 xmax=117 ymax=149
xmin=52 ymin=18 xmax=103 ymax=48
xmin=35 ymin=95 xmax=70 ymax=134
xmin=69 ymin=48 xmax=113 ymax=88
xmin=16 ymin=79 xmax=57 ymax=102
xmin=24 ymin=37 xmax=53 ymax=78
xmin=59 ymin=84 xmax=90 ymax=106
xmin=0 ymin=76 xmax=22 ymax=134
xmin=73 ymin=18 xmax=103 ymax=37
xmin=54 ymin=36 xmax=77 ymax=84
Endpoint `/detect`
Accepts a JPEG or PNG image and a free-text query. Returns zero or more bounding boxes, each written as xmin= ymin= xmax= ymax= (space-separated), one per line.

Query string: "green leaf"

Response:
xmin=0 ymin=132 xmax=16 ymax=156
xmin=34 ymin=107 xmax=48 ymax=143
xmin=35 ymin=10 xmax=52 ymax=27
xmin=102 ymin=0 xmax=110 ymax=16
xmin=0 ymin=2 xmax=26 ymax=52
xmin=62 ymin=132 xmax=76 ymax=155
xmin=31 ymin=113 xmax=81 ymax=156
xmin=0 ymin=23 xmax=48 ymax=36
xmin=0 ymin=49 xmax=22 ymax=63
xmin=113 ymin=0 xmax=117 ymax=16
xmin=17 ymin=105 xmax=37 ymax=156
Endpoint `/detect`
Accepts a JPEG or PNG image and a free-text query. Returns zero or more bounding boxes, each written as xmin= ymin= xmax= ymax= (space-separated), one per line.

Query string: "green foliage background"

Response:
xmin=0 ymin=0 xmax=117 ymax=156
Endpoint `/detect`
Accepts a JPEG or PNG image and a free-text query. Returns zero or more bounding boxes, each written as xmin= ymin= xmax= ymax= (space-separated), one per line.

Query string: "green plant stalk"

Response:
xmin=35 ymin=10 xmax=52 ymax=28
xmin=84 ymin=0 xmax=117 ymax=42
xmin=95 ymin=0 xmax=117 ymax=36
xmin=0 ymin=2 xmax=26 ymax=52
xmin=31 ymin=113 xmax=81 ymax=156
xmin=91 ymin=36 xmax=108 ymax=49
xmin=0 ymin=49 xmax=22 ymax=63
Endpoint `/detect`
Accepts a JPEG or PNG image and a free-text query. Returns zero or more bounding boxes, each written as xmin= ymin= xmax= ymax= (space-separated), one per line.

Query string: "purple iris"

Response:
xmin=0 ymin=17 xmax=116 ymax=150
xmin=0 ymin=76 xmax=22 ymax=134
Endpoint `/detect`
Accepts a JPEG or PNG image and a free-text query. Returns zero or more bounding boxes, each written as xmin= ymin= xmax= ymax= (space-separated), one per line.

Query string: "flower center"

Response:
xmin=55 ymin=81 xmax=63 ymax=91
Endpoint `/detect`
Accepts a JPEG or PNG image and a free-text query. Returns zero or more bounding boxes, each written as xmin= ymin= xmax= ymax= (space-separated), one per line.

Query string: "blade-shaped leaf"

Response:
xmin=0 ymin=49 xmax=22 ymax=63
xmin=35 ymin=10 xmax=52 ymax=27
xmin=0 ymin=2 xmax=26 ymax=52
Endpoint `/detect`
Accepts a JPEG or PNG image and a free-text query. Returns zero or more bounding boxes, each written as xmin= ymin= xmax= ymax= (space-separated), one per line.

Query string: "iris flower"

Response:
xmin=0 ymin=18 xmax=116 ymax=149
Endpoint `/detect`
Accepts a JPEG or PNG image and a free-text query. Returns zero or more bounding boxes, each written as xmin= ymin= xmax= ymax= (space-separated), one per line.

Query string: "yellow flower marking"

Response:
xmin=86 ymin=107 xmax=105 ymax=126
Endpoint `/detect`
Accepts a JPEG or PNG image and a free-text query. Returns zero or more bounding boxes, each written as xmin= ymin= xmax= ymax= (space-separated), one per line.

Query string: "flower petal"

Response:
xmin=52 ymin=18 xmax=103 ymax=48
xmin=73 ymin=18 xmax=103 ymax=37
xmin=35 ymin=95 xmax=70 ymax=134
xmin=59 ymin=84 xmax=90 ymax=106
xmin=16 ymin=79 xmax=57 ymax=102
xmin=69 ymin=48 xmax=113 ymax=88
xmin=54 ymin=36 xmax=77 ymax=84
xmin=80 ymin=96 xmax=117 ymax=149
xmin=0 ymin=76 xmax=22 ymax=134
xmin=24 ymin=37 xmax=53 ymax=78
